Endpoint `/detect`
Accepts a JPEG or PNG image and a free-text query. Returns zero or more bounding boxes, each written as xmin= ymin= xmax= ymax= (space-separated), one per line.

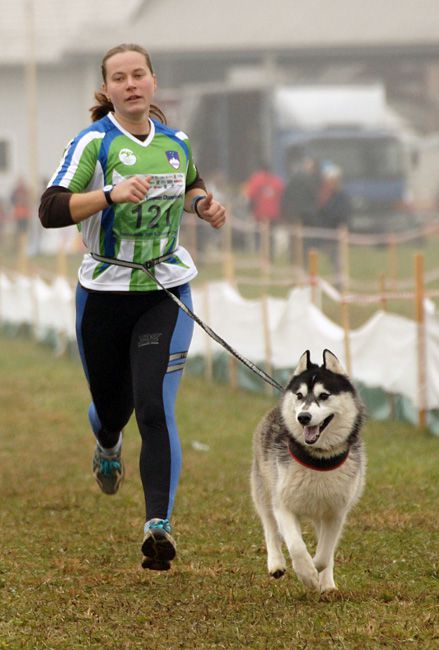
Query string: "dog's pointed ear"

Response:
xmin=323 ymin=349 xmax=346 ymax=375
xmin=293 ymin=350 xmax=311 ymax=376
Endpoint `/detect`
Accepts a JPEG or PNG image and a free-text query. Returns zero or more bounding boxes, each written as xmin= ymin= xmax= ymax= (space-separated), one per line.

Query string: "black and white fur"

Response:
xmin=251 ymin=349 xmax=366 ymax=592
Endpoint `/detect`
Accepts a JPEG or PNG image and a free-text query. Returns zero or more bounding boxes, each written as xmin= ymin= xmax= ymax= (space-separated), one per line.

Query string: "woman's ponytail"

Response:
xmin=90 ymin=91 xmax=114 ymax=122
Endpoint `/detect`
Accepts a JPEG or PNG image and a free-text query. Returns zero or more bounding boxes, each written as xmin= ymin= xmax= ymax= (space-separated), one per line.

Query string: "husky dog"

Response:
xmin=251 ymin=349 xmax=366 ymax=592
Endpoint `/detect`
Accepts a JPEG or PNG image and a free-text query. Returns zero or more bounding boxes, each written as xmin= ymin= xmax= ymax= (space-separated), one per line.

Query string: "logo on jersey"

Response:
xmin=119 ymin=148 xmax=137 ymax=166
xmin=166 ymin=151 xmax=180 ymax=170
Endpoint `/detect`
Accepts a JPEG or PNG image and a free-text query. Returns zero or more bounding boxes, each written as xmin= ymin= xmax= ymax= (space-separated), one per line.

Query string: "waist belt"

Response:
xmin=90 ymin=251 xmax=285 ymax=393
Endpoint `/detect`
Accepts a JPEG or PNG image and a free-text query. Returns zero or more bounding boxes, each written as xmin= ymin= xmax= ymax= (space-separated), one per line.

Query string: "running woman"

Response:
xmin=39 ymin=43 xmax=226 ymax=571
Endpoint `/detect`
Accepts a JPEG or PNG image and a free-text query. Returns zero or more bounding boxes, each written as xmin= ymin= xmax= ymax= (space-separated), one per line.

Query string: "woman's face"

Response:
xmin=103 ymin=50 xmax=157 ymax=123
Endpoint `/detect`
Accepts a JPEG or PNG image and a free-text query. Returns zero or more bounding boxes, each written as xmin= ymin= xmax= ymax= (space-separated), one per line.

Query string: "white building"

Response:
xmin=1 ymin=0 xmax=439 ymax=199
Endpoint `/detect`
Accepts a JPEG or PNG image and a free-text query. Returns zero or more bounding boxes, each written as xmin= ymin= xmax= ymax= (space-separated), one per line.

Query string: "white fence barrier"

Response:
xmin=1 ymin=271 xmax=439 ymax=415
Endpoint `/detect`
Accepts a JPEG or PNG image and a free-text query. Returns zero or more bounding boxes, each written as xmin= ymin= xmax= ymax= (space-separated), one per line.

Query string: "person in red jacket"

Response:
xmin=244 ymin=162 xmax=284 ymax=258
xmin=245 ymin=162 xmax=284 ymax=222
xmin=10 ymin=177 xmax=31 ymax=248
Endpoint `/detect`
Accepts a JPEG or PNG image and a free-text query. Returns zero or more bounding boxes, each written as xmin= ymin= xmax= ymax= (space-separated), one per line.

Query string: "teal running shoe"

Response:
xmin=92 ymin=444 xmax=124 ymax=495
xmin=141 ymin=518 xmax=176 ymax=571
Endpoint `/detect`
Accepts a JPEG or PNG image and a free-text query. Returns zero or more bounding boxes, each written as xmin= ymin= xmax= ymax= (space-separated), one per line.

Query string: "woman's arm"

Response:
xmin=39 ymin=186 xmax=74 ymax=228
xmin=39 ymin=176 xmax=152 ymax=228
xmin=70 ymin=176 xmax=152 ymax=222
xmin=185 ymin=188 xmax=226 ymax=229
xmin=69 ymin=189 xmax=109 ymax=223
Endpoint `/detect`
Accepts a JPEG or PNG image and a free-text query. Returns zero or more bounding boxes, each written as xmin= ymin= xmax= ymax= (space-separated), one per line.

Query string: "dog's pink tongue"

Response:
xmin=304 ymin=425 xmax=319 ymax=444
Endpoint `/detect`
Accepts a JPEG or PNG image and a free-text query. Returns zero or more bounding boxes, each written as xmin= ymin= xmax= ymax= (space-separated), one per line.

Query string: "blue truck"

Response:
xmin=185 ymin=84 xmax=415 ymax=232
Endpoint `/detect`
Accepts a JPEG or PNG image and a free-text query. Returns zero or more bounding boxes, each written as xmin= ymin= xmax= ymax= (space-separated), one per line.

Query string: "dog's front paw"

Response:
xmin=320 ymin=586 xmax=339 ymax=596
xmin=268 ymin=558 xmax=287 ymax=579
xmin=267 ymin=548 xmax=286 ymax=579
xmin=293 ymin=556 xmax=320 ymax=591
xmin=319 ymin=568 xmax=338 ymax=593
xmin=269 ymin=567 xmax=286 ymax=579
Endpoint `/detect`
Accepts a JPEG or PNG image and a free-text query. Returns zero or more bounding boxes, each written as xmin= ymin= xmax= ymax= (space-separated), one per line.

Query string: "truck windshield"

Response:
xmin=305 ymin=137 xmax=404 ymax=180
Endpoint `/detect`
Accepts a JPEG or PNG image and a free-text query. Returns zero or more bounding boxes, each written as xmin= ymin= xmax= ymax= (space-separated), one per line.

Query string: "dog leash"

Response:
xmin=91 ymin=252 xmax=285 ymax=393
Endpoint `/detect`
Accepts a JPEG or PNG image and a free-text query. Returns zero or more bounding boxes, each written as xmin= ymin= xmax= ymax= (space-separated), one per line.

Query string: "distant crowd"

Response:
xmin=0 ymin=177 xmax=34 ymax=250
xmin=1 ymin=164 xmax=350 ymax=268
xmin=243 ymin=157 xmax=351 ymax=232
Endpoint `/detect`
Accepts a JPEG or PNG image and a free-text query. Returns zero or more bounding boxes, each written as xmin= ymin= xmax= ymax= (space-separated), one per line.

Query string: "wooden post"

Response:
xmin=379 ymin=273 xmax=395 ymax=419
xmin=340 ymin=294 xmax=352 ymax=376
xmin=338 ymin=224 xmax=350 ymax=292
xmin=225 ymin=212 xmax=238 ymax=388
xmin=228 ymin=356 xmax=238 ymax=390
xmin=308 ymin=248 xmax=319 ymax=305
xmin=291 ymin=222 xmax=304 ymax=272
xmin=379 ymin=273 xmax=387 ymax=311
xmin=203 ymin=283 xmax=213 ymax=382
xmin=187 ymin=214 xmax=198 ymax=264
xmin=415 ymin=253 xmax=427 ymax=429
xmin=223 ymin=208 xmax=235 ymax=285
xmin=259 ymin=219 xmax=273 ymax=395
xmin=17 ymin=232 xmax=29 ymax=275
xmin=261 ymin=293 xmax=273 ymax=396
xmin=56 ymin=240 xmax=67 ymax=277
xmin=388 ymin=235 xmax=398 ymax=290
xmin=25 ymin=0 xmax=40 ymax=261
xmin=260 ymin=221 xmax=271 ymax=279
xmin=30 ymin=271 xmax=39 ymax=342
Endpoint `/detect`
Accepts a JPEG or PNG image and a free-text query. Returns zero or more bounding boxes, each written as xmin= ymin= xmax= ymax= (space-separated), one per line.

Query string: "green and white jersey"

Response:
xmin=49 ymin=113 xmax=199 ymax=291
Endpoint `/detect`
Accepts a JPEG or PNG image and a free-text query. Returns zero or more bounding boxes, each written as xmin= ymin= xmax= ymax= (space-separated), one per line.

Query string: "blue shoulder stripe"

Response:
xmin=51 ymin=116 xmax=113 ymax=187
xmin=97 ymin=122 xmax=122 ymax=258
xmin=97 ymin=118 xmax=121 ymax=183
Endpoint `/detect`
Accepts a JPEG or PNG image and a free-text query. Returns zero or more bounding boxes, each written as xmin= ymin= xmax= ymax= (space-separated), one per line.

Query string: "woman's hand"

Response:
xmin=69 ymin=176 xmax=152 ymax=223
xmin=196 ymin=192 xmax=226 ymax=229
xmin=110 ymin=176 xmax=151 ymax=204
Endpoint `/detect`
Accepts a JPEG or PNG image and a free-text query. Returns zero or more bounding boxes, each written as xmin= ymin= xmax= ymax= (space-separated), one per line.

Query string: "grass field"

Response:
xmin=0 ymin=335 xmax=438 ymax=649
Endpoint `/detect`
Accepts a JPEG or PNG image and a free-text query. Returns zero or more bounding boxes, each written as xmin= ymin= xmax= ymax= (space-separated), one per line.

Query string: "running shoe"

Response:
xmin=141 ymin=518 xmax=176 ymax=571
xmin=92 ymin=444 xmax=124 ymax=495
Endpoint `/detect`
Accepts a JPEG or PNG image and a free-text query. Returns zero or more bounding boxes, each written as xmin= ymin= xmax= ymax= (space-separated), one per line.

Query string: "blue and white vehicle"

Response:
xmin=273 ymin=86 xmax=414 ymax=232
xmin=186 ymin=83 xmax=416 ymax=232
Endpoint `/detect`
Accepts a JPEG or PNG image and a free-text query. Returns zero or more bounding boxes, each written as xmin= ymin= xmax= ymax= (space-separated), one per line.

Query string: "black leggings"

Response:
xmin=75 ymin=283 xmax=194 ymax=521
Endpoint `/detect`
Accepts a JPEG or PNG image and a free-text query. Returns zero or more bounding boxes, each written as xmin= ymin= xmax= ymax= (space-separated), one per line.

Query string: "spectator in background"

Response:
xmin=244 ymin=162 xmax=284 ymax=258
xmin=316 ymin=163 xmax=351 ymax=283
xmin=10 ymin=177 xmax=31 ymax=248
xmin=281 ymin=157 xmax=321 ymax=263
xmin=281 ymin=157 xmax=321 ymax=226
xmin=317 ymin=163 xmax=351 ymax=228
